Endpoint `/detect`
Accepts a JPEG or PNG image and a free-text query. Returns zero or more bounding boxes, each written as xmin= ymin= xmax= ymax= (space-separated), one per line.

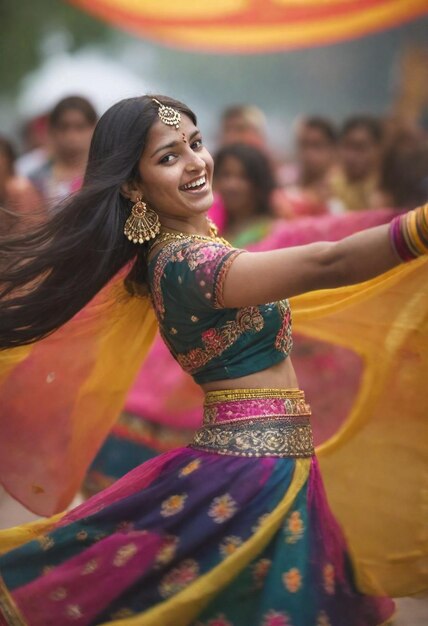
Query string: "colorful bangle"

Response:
xmin=389 ymin=204 xmax=428 ymax=262
xmin=389 ymin=215 xmax=415 ymax=261
xmin=413 ymin=204 xmax=428 ymax=253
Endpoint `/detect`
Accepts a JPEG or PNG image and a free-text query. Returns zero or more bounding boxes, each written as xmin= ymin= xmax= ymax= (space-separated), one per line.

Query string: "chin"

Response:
xmin=188 ymin=192 xmax=214 ymax=214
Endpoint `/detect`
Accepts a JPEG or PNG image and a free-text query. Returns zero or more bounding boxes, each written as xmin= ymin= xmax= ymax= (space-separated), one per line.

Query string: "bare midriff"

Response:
xmin=201 ymin=357 xmax=299 ymax=393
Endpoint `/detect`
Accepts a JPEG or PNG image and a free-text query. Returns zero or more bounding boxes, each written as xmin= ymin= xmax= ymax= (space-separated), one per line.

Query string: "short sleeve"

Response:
xmin=152 ymin=240 xmax=245 ymax=317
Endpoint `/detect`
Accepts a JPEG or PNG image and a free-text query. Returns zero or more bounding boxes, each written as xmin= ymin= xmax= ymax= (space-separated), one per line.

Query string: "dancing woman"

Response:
xmin=0 ymin=96 xmax=427 ymax=626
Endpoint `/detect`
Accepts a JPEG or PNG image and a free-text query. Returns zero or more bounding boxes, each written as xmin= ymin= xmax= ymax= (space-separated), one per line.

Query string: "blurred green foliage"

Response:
xmin=0 ymin=0 xmax=111 ymax=94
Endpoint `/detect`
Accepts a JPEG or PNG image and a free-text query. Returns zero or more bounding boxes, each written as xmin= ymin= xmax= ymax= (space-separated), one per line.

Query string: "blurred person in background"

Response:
xmin=332 ymin=115 xmax=384 ymax=211
xmin=276 ymin=116 xmax=339 ymax=218
xmin=15 ymin=114 xmax=49 ymax=178
xmin=0 ymin=136 xmax=43 ymax=236
xmin=214 ymin=142 xmax=276 ymax=244
xmin=210 ymin=105 xmax=271 ymax=230
xmin=374 ymin=137 xmax=428 ymax=209
xmin=218 ymin=104 xmax=267 ymax=149
xmin=29 ymin=95 xmax=97 ymax=208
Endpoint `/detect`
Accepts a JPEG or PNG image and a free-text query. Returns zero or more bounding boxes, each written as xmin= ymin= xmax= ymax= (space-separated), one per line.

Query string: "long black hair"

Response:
xmin=214 ymin=143 xmax=276 ymax=215
xmin=0 ymin=95 xmax=197 ymax=349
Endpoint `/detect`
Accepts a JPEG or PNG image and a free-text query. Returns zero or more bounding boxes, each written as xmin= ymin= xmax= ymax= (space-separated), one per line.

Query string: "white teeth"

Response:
xmin=182 ymin=176 xmax=206 ymax=190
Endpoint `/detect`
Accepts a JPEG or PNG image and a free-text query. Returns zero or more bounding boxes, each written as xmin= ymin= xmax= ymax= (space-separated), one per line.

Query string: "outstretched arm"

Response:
xmin=223 ymin=208 xmax=426 ymax=308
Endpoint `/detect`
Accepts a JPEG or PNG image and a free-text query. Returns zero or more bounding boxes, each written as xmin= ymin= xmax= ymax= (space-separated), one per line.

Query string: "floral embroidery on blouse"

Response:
xmin=275 ymin=300 xmax=293 ymax=355
xmin=177 ymin=307 xmax=264 ymax=374
xmin=150 ymin=240 xmax=243 ymax=319
xmin=149 ymin=238 xmax=293 ymax=382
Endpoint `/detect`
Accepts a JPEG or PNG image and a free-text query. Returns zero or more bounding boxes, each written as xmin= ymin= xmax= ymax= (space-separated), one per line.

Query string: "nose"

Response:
xmin=185 ymin=151 xmax=206 ymax=172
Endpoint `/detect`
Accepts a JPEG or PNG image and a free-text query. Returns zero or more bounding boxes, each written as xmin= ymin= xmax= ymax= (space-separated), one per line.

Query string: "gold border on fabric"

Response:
xmin=195 ymin=388 xmax=314 ymax=457
xmin=0 ymin=575 xmax=27 ymax=626
xmin=191 ymin=419 xmax=314 ymax=458
xmin=204 ymin=388 xmax=304 ymax=403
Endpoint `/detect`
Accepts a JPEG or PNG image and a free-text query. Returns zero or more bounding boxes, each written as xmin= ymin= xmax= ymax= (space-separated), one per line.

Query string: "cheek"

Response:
xmin=203 ymin=150 xmax=214 ymax=177
xmin=142 ymin=168 xmax=180 ymax=204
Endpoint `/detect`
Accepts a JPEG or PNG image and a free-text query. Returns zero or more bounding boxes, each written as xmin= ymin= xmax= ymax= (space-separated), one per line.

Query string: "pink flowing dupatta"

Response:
xmin=0 ymin=271 xmax=157 ymax=516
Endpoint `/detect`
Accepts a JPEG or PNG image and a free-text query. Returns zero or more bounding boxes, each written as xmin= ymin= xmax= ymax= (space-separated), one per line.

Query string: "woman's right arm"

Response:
xmin=222 ymin=218 xmax=421 ymax=308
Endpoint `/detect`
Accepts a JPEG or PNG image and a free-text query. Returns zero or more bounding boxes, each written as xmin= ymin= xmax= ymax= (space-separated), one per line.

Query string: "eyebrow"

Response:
xmin=150 ymin=129 xmax=200 ymax=157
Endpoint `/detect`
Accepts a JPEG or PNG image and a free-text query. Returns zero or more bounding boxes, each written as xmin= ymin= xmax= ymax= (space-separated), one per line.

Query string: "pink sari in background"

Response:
xmin=85 ymin=207 xmax=397 ymax=493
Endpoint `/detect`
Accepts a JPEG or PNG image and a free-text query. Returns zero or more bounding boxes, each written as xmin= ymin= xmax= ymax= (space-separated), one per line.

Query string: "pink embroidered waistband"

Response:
xmin=192 ymin=389 xmax=314 ymax=458
xmin=203 ymin=388 xmax=311 ymax=426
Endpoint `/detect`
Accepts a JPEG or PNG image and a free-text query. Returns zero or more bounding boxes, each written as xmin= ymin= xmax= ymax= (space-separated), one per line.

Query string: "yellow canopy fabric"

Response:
xmin=68 ymin=0 xmax=428 ymax=53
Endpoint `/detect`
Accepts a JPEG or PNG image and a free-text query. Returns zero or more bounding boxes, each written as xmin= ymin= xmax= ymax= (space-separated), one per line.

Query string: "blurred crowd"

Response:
xmin=1 ymin=95 xmax=427 ymax=239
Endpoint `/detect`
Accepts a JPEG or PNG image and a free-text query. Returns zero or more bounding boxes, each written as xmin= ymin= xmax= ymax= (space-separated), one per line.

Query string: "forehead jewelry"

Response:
xmin=152 ymin=98 xmax=181 ymax=130
xmin=181 ymin=133 xmax=187 ymax=143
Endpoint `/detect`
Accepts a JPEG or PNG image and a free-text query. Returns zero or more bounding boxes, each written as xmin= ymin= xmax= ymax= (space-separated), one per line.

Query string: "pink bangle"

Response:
xmin=389 ymin=215 xmax=418 ymax=262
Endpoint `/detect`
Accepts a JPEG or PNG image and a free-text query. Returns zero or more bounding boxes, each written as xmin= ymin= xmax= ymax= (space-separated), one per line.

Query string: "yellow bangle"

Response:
xmin=408 ymin=210 xmax=426 ymax=254
xmin=402 ymin=211 xmax=421 ymax=257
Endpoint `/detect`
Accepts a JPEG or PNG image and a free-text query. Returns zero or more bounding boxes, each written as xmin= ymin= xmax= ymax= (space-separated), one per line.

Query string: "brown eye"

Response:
xmin=191 ymin=139 xmax=203 ymax=150
xmin=159 ymin=154 xmax=176 ymax=164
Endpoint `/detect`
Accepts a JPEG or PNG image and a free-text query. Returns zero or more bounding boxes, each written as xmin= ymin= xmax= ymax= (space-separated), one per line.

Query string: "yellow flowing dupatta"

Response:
xmin=0 ymin=270 xmax=157 ymax=517
xmin=291 ymin=256 xmax=428 ymax=597
xmin=0 ymin=258 xmax=427 ymax=598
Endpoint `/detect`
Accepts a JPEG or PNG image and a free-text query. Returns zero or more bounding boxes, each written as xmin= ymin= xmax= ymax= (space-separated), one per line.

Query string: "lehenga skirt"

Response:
xmin=0 ymin=389 xmax=394 ymax=626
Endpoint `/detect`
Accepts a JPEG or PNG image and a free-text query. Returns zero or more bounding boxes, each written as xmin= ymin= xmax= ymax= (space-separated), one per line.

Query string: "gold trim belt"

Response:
xmin=191 ymin=388 xmax=314 ymax=458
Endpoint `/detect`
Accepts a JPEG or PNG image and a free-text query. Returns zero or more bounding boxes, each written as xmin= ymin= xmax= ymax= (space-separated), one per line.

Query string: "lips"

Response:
xmin=180 ymin=175 xmax=207 ymax=192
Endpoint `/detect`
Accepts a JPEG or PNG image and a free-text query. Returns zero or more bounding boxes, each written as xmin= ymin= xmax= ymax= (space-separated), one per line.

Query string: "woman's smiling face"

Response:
xmin=137 ymin=114 xmax=214 ymax=225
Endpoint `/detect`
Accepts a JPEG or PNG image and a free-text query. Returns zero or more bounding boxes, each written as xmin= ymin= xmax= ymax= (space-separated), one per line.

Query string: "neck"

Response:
xmin=158 ymin=212 xmax=211 ymax=236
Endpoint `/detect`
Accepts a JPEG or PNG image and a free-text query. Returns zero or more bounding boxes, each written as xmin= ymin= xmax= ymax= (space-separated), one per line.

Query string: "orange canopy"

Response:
xmin=68 ymin=0 xmax=428 ymax=53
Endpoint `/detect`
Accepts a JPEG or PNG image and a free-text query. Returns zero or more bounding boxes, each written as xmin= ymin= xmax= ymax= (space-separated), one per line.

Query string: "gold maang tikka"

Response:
xmin=124 ymin=197 xmax=161 ymax=244
xmin=152 ymin=98 xmax=181 ymax=130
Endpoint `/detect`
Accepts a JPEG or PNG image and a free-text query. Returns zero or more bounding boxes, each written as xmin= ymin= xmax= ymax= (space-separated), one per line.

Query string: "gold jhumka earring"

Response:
xmin=124 ymin=99 xmax=182 ymax=245
xmin=124 ymin=197 xmax=161 ymax=244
